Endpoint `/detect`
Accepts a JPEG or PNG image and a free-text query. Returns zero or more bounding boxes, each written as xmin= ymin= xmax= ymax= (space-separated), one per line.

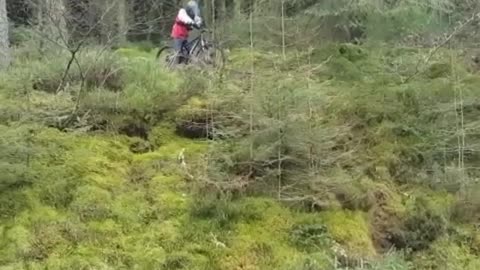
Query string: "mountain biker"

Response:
xmin=171 ymin=1 xmax=203 ymax=64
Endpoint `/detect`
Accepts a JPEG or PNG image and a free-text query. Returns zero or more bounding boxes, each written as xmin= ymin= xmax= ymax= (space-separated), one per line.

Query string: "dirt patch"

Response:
xmin=175 ymin=119 xmax=212 ymax=139
xmin=118 ymin=120 xmax=150 ymax=140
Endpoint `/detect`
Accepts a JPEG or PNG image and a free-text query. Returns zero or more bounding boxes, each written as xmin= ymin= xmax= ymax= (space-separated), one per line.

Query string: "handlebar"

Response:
xmin=191 ymin=25 xmax=210 ymax=34
xmin=191 ymin=23 xmax=201 ymax=30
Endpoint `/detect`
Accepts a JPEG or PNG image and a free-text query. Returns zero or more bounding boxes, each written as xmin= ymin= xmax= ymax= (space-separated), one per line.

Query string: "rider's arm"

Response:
xmin=194 ymin=16 xmax=202 ymax=26
xmin=177 ymin=8 xmax=195 ymax=25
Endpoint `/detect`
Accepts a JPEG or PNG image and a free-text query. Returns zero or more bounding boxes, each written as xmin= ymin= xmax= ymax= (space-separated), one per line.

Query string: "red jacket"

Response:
xmin=171 ymin=18 xmax=190 ymax=39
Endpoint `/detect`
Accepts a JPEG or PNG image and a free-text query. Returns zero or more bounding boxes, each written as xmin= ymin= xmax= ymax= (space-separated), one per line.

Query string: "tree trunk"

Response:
xmin=117 ymin=0 xmax=127 ymax=44
xmin=0 ymin=0 xmax=9 ymax=69
xmin=204 ymin=0 xmax=212 ymax=27
xmin=219 ymin=0 xmax=227 ymax=21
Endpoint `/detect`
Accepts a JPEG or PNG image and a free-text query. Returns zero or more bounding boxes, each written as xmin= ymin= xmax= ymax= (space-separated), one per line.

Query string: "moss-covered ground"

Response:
xmin=0 ymin=43 xmax=479 ymax=269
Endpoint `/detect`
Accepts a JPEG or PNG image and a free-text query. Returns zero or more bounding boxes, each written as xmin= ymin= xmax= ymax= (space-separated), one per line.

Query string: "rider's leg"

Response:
xmin=173 ymin=38 xmax=186 ymax=64
xmin=183 ymin=39 xmax=191 ymax=54
xmin=181 ymin=40 xmax=190 ymax=64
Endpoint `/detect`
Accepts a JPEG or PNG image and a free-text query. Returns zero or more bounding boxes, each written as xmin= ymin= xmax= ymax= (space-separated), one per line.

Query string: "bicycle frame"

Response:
xmin=181 ymin=31 xmax=208 ymax=59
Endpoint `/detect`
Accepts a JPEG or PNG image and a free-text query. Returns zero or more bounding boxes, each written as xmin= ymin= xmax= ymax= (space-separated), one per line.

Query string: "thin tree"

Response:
xmin=281 ymin=0 xmax=286 ymax=60
xmin=248 ymin=6 xmax=255 ymax=176
xmin=450 ymin=43 xmax=466 ymax=193
xmin=0 ymin=0 xmax=9 ymax=69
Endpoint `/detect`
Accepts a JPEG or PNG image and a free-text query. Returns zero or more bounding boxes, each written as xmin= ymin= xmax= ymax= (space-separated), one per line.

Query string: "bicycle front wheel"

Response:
xmin=195 ymin=42 xmax=226 ymax=70
xmin=210 ymin=43 xmax=226 ymax=69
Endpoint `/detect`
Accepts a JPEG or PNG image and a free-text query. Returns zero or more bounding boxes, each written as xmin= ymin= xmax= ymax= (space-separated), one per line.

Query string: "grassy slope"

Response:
xmin=0 ymin=125 xmax=355 ymax=270
xmin=0 ymin=43 xmax=479 ymax=269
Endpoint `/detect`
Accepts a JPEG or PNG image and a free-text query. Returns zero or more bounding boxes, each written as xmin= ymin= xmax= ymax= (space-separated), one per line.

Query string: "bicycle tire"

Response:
xmin=194 ymin=41 xmax=226 ymax=70
xmin=211 ymin=42 xmax=226 ymax=70
xmin=156 ymin=45 xmax=171 ymax=59
xmin=156 ymin=46 xmax=181 ymax=69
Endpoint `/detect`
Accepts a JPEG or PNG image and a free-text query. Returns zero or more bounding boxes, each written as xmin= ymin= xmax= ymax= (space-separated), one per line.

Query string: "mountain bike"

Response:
xmin=156 ymin=29 xmax=225 ymax=70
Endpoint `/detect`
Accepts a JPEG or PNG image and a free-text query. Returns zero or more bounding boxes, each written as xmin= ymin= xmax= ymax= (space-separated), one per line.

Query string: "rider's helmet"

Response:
xmin=185 ymin=1 xmax=200 ymax=19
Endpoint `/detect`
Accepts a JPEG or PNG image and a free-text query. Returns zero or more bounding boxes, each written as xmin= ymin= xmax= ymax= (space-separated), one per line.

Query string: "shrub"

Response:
xmin=162 ymin=252 xmax=191 ymax=270
xmin=82 ymin=51 xmax=125 ymax=92
xmin=190 ymin=197 xmax=244 ymax=229
xmin=289 ymin=223 xmax=331 ymax=252
xmin=413 ymin=239 xmax=480 ymax=270
xmin=452 ymin=184 xmax=480 ymax=223
xmin=0 ymin=190 xmax=29 ymax=219
xmin=338 ymin=44 xmax=368 ymax=62
xmin=9 ymin=26 xmax=36 ymax=46
xmin=119 ymin=57 xmax=182 ymax=115
xmin=426 ymin=62 xmax=452 ymax=79
xmin=174 ymin=97 xmax=212 ymax=139
xmin=391 ymin=196 xmax=448 ymax=251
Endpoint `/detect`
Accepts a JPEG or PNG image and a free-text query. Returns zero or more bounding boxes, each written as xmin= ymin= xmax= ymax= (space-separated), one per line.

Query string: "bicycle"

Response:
xmin=156 ymin=28 xmax=225 ymax=70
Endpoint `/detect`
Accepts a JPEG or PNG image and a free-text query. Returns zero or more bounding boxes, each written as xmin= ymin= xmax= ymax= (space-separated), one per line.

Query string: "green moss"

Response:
xmin=215 ymin=198 xmax=307 ymax=270
xmin=111 ymin=191 xmax=151 ymax=225
xmin=70 ymin=185 xmax=113 ymax=221
xmin=153 ymin=221 xmax=183 ymax=251
xmin=131 ymin=246 xmax=166 ymax=269
xmin=141 ymin=125 xmax=207 ymax=162
xmin=15 ymin=205 xmax=66 ymax=226
xmin=175 ymin=96 xmax=209 ymax=121
xmin=40 ymin=246 xmax=111 ymax=270
xmin=4 ymin=225 xmax=31 ymax=259
xmin=85 ymin=219 xmax=122 ymax=239
xmin=157 ymin=190 xmax=189 ymax=219
xmin=320 ymin=210 xmax=376 ymax=258
xmin=115 ymin=47 xmax=154 ymax=59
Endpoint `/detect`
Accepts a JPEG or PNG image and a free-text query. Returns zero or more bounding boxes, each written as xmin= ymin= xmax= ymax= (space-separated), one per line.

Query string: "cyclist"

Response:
xmin=171 ymin=1 xmax=203 ymax=64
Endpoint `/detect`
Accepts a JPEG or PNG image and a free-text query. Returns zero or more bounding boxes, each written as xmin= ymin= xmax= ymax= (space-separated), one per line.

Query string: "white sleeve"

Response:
xmin=177 ymin=9 xmax=194 ymax=24
xmin=194 ymin=16 xmax=202 ymax=25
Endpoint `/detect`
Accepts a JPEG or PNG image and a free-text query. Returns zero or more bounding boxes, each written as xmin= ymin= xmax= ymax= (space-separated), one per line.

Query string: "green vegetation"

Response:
xmin=0 ymin=40 xmax=479 ymax=269
xmin=1 ymin=1 xmax=480 ymax=268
